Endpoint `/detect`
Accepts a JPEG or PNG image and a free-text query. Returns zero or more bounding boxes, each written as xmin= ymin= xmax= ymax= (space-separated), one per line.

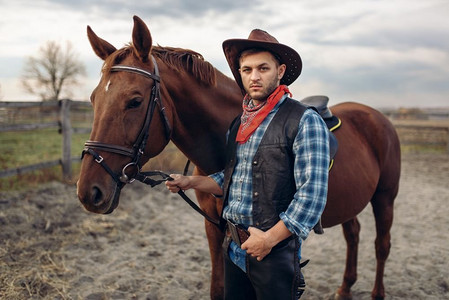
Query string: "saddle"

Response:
xmin=300 ymin=95 xmax=340 ymax=161
xmin=300 ymin=95 xmax=342 ymax=234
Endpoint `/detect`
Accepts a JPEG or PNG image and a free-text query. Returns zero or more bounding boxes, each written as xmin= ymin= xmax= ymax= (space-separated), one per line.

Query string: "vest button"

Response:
xmin=254 ymin=192 xmax=259 ymax=197
xmin=253 ymin=161 xmax=258 ymax=165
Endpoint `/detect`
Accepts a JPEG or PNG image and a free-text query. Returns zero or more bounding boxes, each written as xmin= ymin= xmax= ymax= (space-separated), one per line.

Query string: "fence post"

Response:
xmin=60 ymin=99 xmax=72 ymax=181
xmin=447 ymin=127 xmax=449 ymax=154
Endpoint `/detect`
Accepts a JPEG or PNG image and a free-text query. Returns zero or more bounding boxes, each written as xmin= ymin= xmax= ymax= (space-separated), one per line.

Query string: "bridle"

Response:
xmin=82 ymin=56 xmax=172 ymax=188
xmin=81 ymin=55 xmax=223 ymax=228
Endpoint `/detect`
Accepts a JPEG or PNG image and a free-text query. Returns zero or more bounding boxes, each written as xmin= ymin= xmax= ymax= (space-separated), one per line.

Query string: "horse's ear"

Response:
xmin=132 ymin=15 xmax=152 ymax=62
xmin=87 ymin=25 xmax=117 ymax=60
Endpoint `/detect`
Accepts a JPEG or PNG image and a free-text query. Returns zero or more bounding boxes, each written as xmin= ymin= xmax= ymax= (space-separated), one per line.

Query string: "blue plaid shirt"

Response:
xmin=210 ymin=95 xmax=329 ymax=272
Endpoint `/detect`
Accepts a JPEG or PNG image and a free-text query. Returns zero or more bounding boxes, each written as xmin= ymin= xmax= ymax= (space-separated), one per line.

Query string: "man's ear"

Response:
xmin=278 ymin=64 xmax=287 ymax=80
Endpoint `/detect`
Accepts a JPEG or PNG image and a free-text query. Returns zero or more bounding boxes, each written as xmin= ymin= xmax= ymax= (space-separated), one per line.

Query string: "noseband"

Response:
xmin=82 ymin=56 xmax=172 ymax=188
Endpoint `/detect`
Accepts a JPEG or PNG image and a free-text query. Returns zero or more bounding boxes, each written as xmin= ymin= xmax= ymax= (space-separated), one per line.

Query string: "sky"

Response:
xmin=0 ymin=0 xmax=448 ymax=108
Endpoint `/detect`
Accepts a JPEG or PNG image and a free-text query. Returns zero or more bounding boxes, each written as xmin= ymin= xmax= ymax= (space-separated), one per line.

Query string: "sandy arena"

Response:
xmin=1 ymin=153 xmax=448 ymax=299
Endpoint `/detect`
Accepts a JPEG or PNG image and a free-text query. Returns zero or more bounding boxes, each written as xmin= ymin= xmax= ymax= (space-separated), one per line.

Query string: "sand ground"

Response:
xmin=1 ymin=153 xmax=448 ymax=299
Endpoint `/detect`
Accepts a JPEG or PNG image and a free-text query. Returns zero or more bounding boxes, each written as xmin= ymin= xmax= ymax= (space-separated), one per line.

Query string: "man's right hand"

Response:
xmin=165 ymin=174 xmax=187 ymax=193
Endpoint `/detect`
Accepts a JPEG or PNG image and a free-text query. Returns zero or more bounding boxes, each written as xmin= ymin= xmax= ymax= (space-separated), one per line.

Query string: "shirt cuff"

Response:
xmin=279 ymin=212 xmax=310 ymax=240
xmin=208 ymin=171 xmax=224 ymax=198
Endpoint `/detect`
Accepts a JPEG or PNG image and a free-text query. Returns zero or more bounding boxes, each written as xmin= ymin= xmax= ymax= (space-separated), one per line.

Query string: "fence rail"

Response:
xmin=393 ymin=123 xmax=449 ymax=153
xmin=0 ymin=158 xmax=79 ymax=179
xmin=0 ymin=122 xmax=60 ymax=132
xmin=1 ymin=101 xmax=449 ymax=180
xmin=0 ymin=99 xmax=91 ymax=180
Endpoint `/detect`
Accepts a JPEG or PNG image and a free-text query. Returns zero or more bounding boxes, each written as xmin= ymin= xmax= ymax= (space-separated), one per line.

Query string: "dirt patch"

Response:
xmin=1 ymin=153 xmax=448 ymax=299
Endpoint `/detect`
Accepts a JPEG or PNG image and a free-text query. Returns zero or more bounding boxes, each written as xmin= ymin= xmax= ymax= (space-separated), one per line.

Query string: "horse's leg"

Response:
xmin=335 ymin=217 xmax=361 ymax=300
xmin=204 ymin=218 xmax=225 ymax=300
xmin=196 ymin=191 xmax=225 ymax=300
xmin=370 ymin=190 xmax=394 ymax=300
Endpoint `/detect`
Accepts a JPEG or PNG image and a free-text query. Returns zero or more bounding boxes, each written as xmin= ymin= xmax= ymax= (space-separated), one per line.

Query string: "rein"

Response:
xmin=81 ymin=56 xmax=222 ymax=228
xmin=145 ymin=169 xmax=222 ymax=227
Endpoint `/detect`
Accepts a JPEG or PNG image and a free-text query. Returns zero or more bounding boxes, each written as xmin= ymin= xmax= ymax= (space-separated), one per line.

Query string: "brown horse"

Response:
xmin=77 ymin=16 xmax=401 ymax=300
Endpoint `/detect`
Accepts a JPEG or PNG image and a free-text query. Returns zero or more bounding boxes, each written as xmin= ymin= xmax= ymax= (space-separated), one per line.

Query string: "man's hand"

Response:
xmin=165 ymin=174 xmax=188 ymax=193
xmin=241 ymin=220 xmax=293 ymax=261
xmin=241 ymin=227 xmax=274 ymax=261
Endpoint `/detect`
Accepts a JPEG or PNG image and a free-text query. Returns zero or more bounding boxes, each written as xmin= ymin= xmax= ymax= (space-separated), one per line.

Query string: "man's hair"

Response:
xmin=239 ymin=48 xmax=282 ymax=66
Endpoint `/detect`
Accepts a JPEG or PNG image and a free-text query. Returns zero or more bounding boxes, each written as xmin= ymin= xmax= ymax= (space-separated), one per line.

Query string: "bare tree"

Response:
xmin=21 ymin=41 xmax=86 ymax=101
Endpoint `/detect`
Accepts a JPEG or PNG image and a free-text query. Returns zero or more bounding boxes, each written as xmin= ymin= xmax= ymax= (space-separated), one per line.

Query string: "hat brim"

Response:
xmin=222 ymin=38 xmax=302 ymax=93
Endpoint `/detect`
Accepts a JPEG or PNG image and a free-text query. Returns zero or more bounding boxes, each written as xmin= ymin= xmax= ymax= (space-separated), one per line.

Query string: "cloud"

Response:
xmin=48 ymin=0 xmax=259 ymax=19
xmin=1 ymin=0 xmax=448 ymax=107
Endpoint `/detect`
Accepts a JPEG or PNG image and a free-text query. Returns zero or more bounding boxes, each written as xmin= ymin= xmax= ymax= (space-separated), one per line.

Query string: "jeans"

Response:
xmin=223 ymin=236 xmax=306 ymax=300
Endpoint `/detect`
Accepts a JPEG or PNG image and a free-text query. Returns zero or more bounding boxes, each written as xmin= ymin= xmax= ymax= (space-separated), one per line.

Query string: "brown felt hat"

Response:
xmin=222 ymin=29 xmax=302 ymax=92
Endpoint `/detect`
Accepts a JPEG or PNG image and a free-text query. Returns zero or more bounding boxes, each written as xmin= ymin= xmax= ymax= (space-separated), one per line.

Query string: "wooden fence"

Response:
xmin=1 ymin=101 xmax=449 ymax=181
xmin=393 ymin=122 xmax=449 ymax=153
xmin=0 ymin=99 xmax=91 ymax=180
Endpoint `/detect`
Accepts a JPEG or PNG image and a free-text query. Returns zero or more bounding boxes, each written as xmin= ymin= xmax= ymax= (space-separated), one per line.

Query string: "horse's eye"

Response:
xmin=127 ymin=97 xmax=143 ymax=109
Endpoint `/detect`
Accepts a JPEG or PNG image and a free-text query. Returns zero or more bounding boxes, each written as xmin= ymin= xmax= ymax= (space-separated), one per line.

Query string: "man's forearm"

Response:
xmin=265 ymin=220 xmax=294 ymax=248
xmin=167 ymin=174 xmax=223 ymax=196
xmin=187 ymin=175 xmax=223 ymax=196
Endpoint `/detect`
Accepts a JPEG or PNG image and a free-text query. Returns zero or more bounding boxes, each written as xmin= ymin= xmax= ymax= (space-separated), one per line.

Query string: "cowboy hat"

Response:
xmin=222 ymin=29 xmax=302 ymax=92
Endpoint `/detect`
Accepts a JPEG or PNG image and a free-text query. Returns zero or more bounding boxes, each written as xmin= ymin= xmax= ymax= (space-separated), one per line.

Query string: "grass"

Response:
xmin=0 ymin=128 xmax=187 ymax=191
xmin=0 ymin=128 xmax=87 ymax=169
xmin=401 ymin=144 xmax=447 ymax=154
xmin=0 ymin=128 xmax=90 ymax=190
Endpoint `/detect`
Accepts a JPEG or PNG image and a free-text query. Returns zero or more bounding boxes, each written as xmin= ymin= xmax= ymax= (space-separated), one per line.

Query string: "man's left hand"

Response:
xmin=241 ymin=220 xmax=294 ymax=261
xmin=241 ymin=227 xmax=274 ymax=261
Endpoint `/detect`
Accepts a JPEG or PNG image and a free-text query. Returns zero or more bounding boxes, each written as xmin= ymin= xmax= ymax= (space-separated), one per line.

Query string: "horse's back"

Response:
xmin=331 ymin=102 xmax=400 ymax=172
xmin=322 ymin=102 xmax=400 ymax=227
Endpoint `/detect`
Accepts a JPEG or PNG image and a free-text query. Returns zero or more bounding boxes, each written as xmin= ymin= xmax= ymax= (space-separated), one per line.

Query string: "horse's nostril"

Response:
xmin=91 ymin=186 xmax=104 ymax=206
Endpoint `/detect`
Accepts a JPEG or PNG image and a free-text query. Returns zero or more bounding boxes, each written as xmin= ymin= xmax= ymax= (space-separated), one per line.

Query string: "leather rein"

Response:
xmin=81 ymin=56 xmax=222 ymax=228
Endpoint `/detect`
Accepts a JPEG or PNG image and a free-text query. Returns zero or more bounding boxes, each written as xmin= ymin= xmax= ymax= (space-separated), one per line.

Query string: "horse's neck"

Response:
xmin=166 ymin=71 xmax=242 ymax=174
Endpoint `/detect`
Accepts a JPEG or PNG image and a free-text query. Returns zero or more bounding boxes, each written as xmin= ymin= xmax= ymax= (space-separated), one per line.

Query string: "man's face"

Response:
xmin=239 ymin=51 xmax=286 ymax=102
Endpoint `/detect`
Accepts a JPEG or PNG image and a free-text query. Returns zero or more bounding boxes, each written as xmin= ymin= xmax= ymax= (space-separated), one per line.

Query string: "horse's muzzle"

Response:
xmin=77 ymin=180 xmax=121 ymax=214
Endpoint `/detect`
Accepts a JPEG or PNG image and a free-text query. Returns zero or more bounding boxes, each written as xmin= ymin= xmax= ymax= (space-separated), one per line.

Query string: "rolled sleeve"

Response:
xmin=280 ymin=109 xmax=330 ymax=240
xmin=209 ymin=170 xmax=225 ymax=194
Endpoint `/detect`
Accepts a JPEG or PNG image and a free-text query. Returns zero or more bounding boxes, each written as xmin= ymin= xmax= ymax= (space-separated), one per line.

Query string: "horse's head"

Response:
xmin=77 ymin=16 xmax=172 ymax=214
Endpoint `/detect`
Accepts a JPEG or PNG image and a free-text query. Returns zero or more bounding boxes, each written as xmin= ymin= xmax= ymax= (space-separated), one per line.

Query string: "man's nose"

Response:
xmin=250 ymin=70 xmax=261 ymax=81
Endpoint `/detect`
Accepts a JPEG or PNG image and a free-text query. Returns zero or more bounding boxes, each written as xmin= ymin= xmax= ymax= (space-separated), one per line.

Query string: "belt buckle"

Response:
xmin=226 ymin=220 xmax=242 ymax=247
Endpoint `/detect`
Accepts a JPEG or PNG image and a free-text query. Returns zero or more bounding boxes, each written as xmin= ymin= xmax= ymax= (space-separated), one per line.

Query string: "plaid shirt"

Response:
xmin=210 ymin=95 xmax=329 ymax=271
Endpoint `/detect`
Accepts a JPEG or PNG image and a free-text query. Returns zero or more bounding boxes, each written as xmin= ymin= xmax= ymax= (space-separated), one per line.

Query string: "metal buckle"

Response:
xmin=95 ymin=155 xmax=104 ymax=163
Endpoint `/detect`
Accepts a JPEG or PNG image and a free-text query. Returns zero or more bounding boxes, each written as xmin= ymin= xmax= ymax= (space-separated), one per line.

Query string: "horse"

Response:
xmin=77 ymin=16 xmax=401 ymax=300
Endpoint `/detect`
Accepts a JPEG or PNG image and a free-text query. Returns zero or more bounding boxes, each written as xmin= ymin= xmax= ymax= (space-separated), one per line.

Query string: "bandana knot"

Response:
xmin=236 ymin=85 xmax=291 ymax=143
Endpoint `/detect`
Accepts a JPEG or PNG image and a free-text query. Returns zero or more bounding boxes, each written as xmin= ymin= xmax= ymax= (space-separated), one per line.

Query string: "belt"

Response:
xmin=226 ymin=219 xmax=250 ymax=247
xmin=225 ymin=219 xmax=298 ymax=250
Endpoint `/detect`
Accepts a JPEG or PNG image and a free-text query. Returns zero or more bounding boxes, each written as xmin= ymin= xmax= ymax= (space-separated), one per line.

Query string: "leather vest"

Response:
xmin=222 ymin=98 xmax=309 ymax=231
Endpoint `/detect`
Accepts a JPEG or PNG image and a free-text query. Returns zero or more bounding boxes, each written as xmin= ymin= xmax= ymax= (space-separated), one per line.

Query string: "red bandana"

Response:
xmin=236 ymin=85 xmax=291 ymax=144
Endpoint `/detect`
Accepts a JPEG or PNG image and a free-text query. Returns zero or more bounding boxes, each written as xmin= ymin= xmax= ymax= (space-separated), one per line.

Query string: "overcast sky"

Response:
xmin=0 ymin=0 xmax=448 ymax=108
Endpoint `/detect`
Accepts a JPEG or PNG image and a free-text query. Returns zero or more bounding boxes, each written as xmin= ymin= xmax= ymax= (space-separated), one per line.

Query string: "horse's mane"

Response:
xmin=103 ymin=44 xmax=216 ymax=86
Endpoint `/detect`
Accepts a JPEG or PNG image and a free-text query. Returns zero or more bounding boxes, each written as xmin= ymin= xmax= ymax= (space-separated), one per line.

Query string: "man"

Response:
xmin=166 ymin=29 xmax=330 ymax=299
